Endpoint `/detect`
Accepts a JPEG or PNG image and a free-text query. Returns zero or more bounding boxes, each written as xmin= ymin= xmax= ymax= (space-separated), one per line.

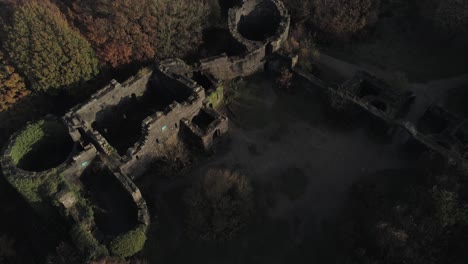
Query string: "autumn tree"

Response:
xmin=3 ymin=0 xmax=98 ymax=94
xmin=0 ymin=51 xmax=30 ymax=112
xmin=66 ymin=0 xmax=209 ymax=67
xmin=66 ymin=0 xmax=158 ymax=67
xmin=184 ymin=168 xmax=254 ymax=241
xmin=312 ymin=0 xmax=380 ymax=39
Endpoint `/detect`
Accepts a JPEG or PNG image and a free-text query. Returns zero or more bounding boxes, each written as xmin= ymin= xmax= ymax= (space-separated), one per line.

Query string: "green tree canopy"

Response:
xmin=3 ymin=0 xmax=98 ymax=94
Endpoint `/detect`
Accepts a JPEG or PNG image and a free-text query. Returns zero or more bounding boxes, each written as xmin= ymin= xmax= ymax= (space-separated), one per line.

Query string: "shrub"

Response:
xmin=7 ymin=175 xmax=46 ymax=203
xmin=3 ymin=0 xmax=98 ymax=94
xmin=109 ymin=225 xmax=147 ymax=258
xmin=184 ymin=168 xmax=254 ymax=241
xmin=276 ymin=68 xmax=293 ymax=91
xmin=70 ymin=224 xmax=104 ymax=258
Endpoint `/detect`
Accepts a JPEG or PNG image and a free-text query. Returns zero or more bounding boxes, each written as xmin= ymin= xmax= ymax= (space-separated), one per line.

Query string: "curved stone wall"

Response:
xmin=229 ymin=0 xmax=290 ymax=51
xmin=199 ymin=0 xmax=290 ymax=80
xmin=0 ymin=116 xmax=95 ymax=181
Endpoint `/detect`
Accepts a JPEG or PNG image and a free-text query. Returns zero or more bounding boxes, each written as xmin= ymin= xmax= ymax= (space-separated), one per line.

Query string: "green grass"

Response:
xmin=10 ymin=119 xmax=71 ymax=170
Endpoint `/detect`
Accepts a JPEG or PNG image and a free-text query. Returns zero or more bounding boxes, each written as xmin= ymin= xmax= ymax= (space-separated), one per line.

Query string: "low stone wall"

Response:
xmin=295 ymin=68 xmax=468 ymax=169
xmin=181 ymin=108 xmax=229 ymax=150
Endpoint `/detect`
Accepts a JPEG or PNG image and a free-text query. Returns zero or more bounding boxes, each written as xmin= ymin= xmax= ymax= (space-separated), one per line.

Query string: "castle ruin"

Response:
xmin=1 ymin=0 xmax=291 ymax=258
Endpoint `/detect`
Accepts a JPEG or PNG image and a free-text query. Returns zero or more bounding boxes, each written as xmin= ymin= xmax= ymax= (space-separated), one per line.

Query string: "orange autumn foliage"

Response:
xmin=66 ymin=0 xmax=158 ymax=67
xmin=0 ymin=51 xmax=30 ymax=112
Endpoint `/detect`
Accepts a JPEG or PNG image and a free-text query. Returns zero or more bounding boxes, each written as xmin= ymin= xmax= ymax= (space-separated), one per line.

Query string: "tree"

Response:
xmin=66 ymin=0 xmax=158 ymax=67
xmin=66 ymin=0 xmax=209 ymax=67
xmin=281 ymin=0 xmax=313 ymax=25
xmin=434 ymin=0 xmax=468 ymax=34
xmin=152 ymin=0 xmax=210 ymax=59
xmin=0 ymin=51 xmax=30 ymax=112
xmin=343 ymin=172 xmax=468 ymax=264
xmin=312 ymin=0 xmax=380 ymax=39
xmin=3 ymin=0 xmax=98 ymax=94
xmin=184 ymin=168 xmax=254 ymax=241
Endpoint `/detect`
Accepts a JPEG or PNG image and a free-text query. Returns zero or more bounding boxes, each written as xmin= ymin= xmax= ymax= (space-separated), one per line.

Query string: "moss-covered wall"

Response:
xmin=207 ymin=83 xmax=224 ymax=109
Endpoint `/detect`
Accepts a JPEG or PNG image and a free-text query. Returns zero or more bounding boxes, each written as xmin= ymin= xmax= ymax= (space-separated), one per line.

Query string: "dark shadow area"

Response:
xmin=418 ymin=106 xmax=454 ymax=135
xmin=0 ymin=173 xmax=66 ymax=264
xmin=80 ymin=161 xmax=138 ymax=238
xmin=16 ymin=121 xmax=74 ymax=172
xmin=370 ymin=100 xmax=388 ymax=112
xmin=219 ymin=0 xmax=243 ymax=17
xmin=192 ymin=110 xmax=216 ymax=132
xmin=199 ymin=28 xmax=247 ymax=57
xmin=454 ymin=124 xmax=468 ymax=146
xmin=94 ymin=77 xmax=192 ymax=156
xmin=237 ymin=0 xmax=281 ymax=41
xmin=93 ymin=93 xmax=154 ymax=156
xmin=357 ymin=80 xmax=381 ymax=98
xmin=192 ymin=71 xmax=214 ymax=90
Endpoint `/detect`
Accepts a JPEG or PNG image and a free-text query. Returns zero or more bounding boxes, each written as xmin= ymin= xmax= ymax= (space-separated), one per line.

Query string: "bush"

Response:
xmin=184 ymin=168 xmax=254 ymax=240
xmin=109 ymin=225 xmax=147 ymax=258
xmin=312 ymin=0 xmax=380 ymax=39
xmin=70 ymin=224 xmax=107 ymax=259
xmin=276 ymin=68 xmax=293 ymax=91
xmin=7 ymin=175 xmax=46 ymax=203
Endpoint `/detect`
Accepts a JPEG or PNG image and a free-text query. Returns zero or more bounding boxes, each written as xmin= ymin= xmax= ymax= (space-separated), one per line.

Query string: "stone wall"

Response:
xmin=119 ymin=68 xmax=206 ymax=177
xmin=70 ymin=70 xmax=153 ymax=126
xmin=199 ymin=0 xmax=290 ymax=80
xmin=295 ymin=66 xmax=468 ymax=169
xmin=181 ymin=108 xmax=229 ymax=150
xmin=0 ymin=117 xmax=97 ymax=182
